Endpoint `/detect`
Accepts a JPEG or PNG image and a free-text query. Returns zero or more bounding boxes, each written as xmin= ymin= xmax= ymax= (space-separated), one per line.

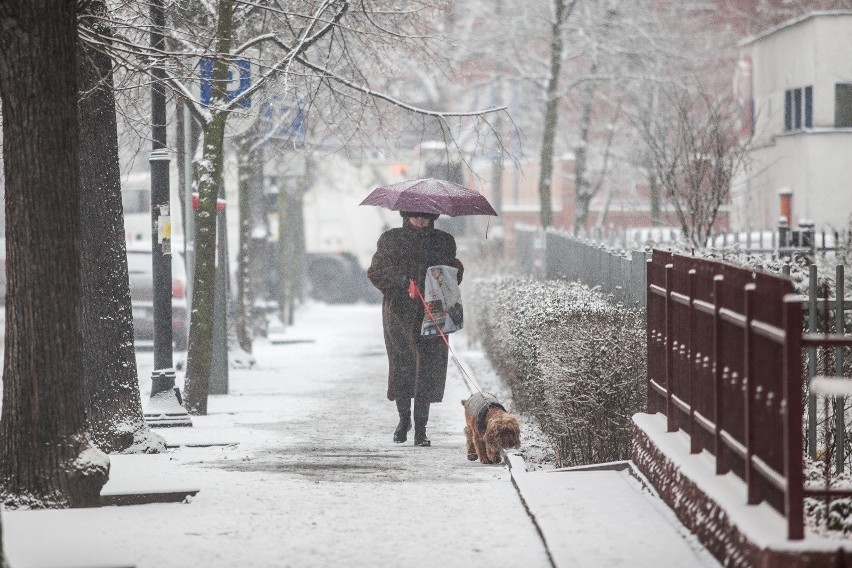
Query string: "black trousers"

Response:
xmin=396 ymin=397 xmax=430 ymax=429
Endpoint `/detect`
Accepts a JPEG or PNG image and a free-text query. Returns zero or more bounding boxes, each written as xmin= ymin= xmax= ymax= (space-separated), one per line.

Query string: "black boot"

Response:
xmin=413 ymin=399 xmax=431 ymax=446
xmin=413 ymin=426 xmax=431 ymax=447
xmin=394 ymin=399 xmax=412 ymax=443
xmin=394 ymin=416 xmax=411 ymax=443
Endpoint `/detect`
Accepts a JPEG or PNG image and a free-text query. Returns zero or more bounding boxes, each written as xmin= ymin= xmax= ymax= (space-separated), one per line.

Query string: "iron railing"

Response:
xmin=646 ymin=250 xmax=852 ymax=540
xmin=542 ymin=229 xmax=648 ymax=308
xmin=513 ymin=224 xmax=538 ymax=277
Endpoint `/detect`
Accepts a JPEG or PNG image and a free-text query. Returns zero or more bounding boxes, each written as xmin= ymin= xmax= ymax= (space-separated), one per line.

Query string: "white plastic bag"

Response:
xmin=420 ymin=265 xmax=463 ymax=336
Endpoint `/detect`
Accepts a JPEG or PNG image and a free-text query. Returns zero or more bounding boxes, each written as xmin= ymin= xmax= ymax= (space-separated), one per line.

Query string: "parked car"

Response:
xmin=305 ymin=251 xmax=381 ymax=304
xmin=126 ymin=241 xmax=189 ymax=351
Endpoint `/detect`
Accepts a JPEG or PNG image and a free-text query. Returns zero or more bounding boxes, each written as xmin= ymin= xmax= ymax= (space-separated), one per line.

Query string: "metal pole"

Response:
xmin=144 ymin=0 xmax=191 ymax=427
xmin=807 ymin=265 xmax=817 ymax=458
xmin=836 ymin=265 xmax=845 ymax=472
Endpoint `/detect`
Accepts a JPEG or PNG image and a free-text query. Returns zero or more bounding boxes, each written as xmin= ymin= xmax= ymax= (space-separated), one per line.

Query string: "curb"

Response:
xmin=504 ymin=451 xmax=558 ymax=568
xmin=456 ymin=352 xmax=557 ymax=567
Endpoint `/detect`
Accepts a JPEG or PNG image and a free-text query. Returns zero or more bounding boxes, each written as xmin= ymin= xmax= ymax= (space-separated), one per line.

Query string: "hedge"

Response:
xmin=470 ymin=276 xmax=646 ymax=468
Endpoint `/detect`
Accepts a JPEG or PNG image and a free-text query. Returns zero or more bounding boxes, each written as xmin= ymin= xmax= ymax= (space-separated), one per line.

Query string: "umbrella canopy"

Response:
xmin=359 ymin=178 xmax=497 ymax=217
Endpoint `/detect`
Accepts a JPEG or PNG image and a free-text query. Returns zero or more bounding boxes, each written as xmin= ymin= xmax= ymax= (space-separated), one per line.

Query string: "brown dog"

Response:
xmin=462 ymin=392 xmax=521 ymax=464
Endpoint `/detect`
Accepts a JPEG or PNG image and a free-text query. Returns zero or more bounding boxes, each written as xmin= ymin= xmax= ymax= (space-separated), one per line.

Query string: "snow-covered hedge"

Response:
xmin=471 ymin=276 xmax=646 ymax=468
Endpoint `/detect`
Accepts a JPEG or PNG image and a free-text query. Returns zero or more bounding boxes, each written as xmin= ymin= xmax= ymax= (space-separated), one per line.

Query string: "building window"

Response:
xmin=793 ymin=87 xmax=802 ymax=128
xmin=804 ymin=86 xmax=813 ymax=128
xmin=785 ymin=90 xmax=792 ymax=130
xmin=836 ymin=83 xmax=852 ymax=128
xmin=784 ymin=86 xmax=813 ymax=131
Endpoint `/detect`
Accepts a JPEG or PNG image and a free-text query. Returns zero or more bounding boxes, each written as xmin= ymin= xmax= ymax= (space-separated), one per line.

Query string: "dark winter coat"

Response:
xmin=464 ymin=392 xmax=506 ymax=432
xmin=367 ymin=219 xmax=464 ymax=402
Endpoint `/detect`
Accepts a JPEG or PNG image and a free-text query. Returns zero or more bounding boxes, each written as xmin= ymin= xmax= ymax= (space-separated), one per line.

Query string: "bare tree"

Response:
xmin=0 ymin=0 xmax=109 ymax=507
xmin=536 ymin=0 xmax=577 ymax=228
xmin=88 ymin=0 xmax=507 ymax=414
xmin=637 ymin=83 xmax=750 ymax=247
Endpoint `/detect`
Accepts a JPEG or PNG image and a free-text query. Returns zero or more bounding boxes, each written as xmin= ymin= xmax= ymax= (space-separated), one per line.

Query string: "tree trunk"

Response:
xmin=649 ymin=170 xmax=661 ymax=226
xmin=183 ymin=110 xmax=228 ymax=415
xmin=573 ymin=80 xmax=596 ymax=233
xmin=235 ymin=137 xmax=262 ymax=353
xmin=536 ymin=0 xmax=569 ymax=228
xmin=183 ymin=0 xmax=235 ymax=415
xmin=0 ymin=0 xmax=109 ymax=507
xmin=77 ymin=0 xmax=165 ymax=454
xmin=277 ymin=182 xmax=295 ymax=324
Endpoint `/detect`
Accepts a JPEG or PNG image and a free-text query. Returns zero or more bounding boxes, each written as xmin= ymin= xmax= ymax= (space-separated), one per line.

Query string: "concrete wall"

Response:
xmin=733 ymin=12 xmax=852 ymax=231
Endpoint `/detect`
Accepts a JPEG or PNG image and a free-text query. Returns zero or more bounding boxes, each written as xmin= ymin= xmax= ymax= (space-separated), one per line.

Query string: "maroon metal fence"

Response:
xmin=646 ymin=250 xmax=852 ymax=540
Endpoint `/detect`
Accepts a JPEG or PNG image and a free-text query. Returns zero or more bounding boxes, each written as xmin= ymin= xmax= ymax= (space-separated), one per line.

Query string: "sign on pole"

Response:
xmin=259 ymin=96 xmax=306 ymax=145
xmin=199 ymin=57 xmax=259 ymax=137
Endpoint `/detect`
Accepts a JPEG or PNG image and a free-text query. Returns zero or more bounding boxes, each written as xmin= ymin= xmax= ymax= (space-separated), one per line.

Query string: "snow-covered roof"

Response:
xmin=739 ymin=10 xmax=852 ymax=48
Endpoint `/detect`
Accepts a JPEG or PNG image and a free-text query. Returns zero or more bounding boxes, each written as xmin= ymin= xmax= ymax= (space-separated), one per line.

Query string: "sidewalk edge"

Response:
xmin=504 ymin=451 xmax=558 ymax=568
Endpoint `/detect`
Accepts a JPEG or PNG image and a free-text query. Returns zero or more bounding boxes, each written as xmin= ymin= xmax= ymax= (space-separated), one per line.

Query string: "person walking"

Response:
xmin=367 ymin=211 xmax=464 ymax=446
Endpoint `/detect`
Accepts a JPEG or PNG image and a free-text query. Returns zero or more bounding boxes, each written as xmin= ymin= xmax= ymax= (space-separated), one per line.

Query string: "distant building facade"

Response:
xmin=732 ymin=11 xmax=852 ymax=232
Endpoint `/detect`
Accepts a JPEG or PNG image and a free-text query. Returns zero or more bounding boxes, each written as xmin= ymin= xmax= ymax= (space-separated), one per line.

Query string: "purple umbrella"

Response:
xmin=359 ymin=178 xmax=498 ymax=217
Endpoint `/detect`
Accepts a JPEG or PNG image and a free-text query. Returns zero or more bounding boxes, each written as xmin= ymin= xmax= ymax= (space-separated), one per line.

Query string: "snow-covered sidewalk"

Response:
xmin=4 ymin=302 xmax=716 ymax=567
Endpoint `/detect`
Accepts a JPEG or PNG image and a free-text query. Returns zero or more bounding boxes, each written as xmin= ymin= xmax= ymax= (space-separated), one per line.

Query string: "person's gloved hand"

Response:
xmin=407 ymin=279 xmax=420 ymax=300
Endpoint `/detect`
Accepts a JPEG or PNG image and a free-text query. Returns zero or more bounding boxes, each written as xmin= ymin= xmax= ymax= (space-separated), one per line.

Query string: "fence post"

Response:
xmin=807 ymin=265 xmax=818 ymax=459
xmin=688 ymin=269 xmax=700 ymax=454
xmin=713 ymin=275 xmax=727 ymax=475
xmin=608 ymin=252 xmax=615 ymax=298
xmin=836 ymin=265 xmax=846 ymax=473
xmin=665 ymin=263 xmax=676 ymax=433
xmin=783 ymin=295 xmax=805 ymax=540
xmin=630 ymin=251 xmax=643 ymax=307
xmin=744 ymin=283 xmax=758 ymax=504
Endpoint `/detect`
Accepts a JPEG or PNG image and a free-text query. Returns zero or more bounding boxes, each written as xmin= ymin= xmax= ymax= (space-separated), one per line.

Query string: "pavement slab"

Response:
xmin=507 ymin=454 xmax=719 ymax=567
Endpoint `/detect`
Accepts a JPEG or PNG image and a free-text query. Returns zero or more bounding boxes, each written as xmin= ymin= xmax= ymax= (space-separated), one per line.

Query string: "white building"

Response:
xmin=732 ymin=11 xmax=852 ymax=232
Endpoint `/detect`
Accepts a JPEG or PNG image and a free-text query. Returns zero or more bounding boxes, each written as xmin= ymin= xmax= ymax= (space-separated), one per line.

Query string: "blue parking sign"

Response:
xmin=260 ymin=96 xmax=306 ymax=143
xmin=199 ymin=58 xmax=251 ymax=108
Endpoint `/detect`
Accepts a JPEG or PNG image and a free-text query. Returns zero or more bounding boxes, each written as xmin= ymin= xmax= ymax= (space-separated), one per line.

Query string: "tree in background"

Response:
xmin=77 ymin=0 xmax=166 ymax=454
xmin=91 ymin=0 xmax=506 ymax=414
xmin=0 ymin=0 xmax=109 ymax=507
xmin=637 ymin=84 xmax=749 ymax=247
xmin=536 ymin=0 xmax=576 ymax=228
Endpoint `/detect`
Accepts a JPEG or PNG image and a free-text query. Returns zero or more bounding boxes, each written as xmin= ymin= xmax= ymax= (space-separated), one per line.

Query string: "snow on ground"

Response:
xmin=1 ymin=301 xmax=730 ymax=568
xmin=4 ymin=302 xmax=551 ymax=568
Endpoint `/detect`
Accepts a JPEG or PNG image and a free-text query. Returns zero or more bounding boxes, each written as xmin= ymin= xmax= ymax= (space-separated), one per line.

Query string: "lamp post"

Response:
xmin=143 ymin=0 xmax=191 ymax=427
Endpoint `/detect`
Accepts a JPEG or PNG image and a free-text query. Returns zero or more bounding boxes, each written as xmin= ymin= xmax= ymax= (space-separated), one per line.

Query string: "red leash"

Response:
xmin=408 ymin=279 xmax=481 ymax=393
